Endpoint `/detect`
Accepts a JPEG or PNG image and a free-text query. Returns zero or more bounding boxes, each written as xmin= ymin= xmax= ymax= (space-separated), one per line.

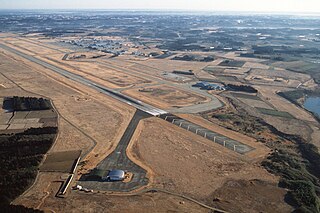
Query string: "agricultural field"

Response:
xmin=256 ymin=107 xmax=294 ymax=119
xmin=0 ymin=97 xmax=58 ymax=209
xmin=40 ymin=150 xmax=82 ymax=173
xmin=230 ymin=92 xmax=273 ymax=109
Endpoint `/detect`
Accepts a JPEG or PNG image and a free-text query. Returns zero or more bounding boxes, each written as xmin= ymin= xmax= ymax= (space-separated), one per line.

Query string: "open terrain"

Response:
xmin=0 ymin=11 xmax=320 ymax=213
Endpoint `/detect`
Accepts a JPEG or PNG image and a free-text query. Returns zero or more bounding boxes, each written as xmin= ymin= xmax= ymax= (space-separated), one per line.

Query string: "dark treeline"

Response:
xmin=260 ymin=122 xmax=320 ymax=213
xmin=226 ymin=84 xmax=258 ymax=93
xmin=0 ymin=127 xmax=57 ymax=209
xmin=2 ymin=204 xmax=43 ymax=213
xmin=3 ymin=97 xmax=52 ymax=111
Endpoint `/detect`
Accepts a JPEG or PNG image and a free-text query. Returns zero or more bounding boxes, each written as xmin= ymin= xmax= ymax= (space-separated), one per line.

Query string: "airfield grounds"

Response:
xmin=1 ymin=33 xmax=320 ymax=212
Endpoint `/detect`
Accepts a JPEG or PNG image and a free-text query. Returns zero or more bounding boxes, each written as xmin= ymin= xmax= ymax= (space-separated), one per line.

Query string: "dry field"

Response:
xmin=18 ymin=37 xmax=72 ymax=52
xmin=209 ymin=179 xmax=293 ymax=213
xmin=123 ymin=85 xmax=209 ymax=109
xmin=39 ymin=54 xmax=153 ymax=89
xmin=249 ymin=68 xmax=311 ymax=82
xmin=0 ymin=46 xmax=135 ymax=172
xmin=243 ymin=62 xmax=270 ymax=69
xmin=177 ymin=113 xmax=269 ymax=159
xmin=256 ymin=86 xmax=316 ymax=122
xmin=129 ymin=118 xmax=274 ymax=198
xmin=238 ymin=98 xmax=274 ymax=109
xmin=2 ymin=38 xmax=153 ymax=89
xmin=14 ymin=172 xmax=209 ymax=213
xmin=4 ymin=40 xmax=62 ymax=55
xmin=128 ymin=58 xmax=210 ymax=77
xmin=126 ymin=117 xmax=292 ymax=212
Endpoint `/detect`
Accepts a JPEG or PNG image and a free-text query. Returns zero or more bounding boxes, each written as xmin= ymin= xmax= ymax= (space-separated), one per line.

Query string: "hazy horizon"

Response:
xmin=1 ymin=0 xmax=320 ymax=14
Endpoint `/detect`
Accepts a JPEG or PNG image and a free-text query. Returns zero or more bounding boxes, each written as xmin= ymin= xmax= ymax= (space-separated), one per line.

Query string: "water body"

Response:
xmin=304 ymin=96 xmax=320 ymax=118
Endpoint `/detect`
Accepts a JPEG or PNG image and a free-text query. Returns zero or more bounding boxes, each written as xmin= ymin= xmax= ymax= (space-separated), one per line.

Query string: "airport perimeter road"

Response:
xmin=0 ymin=43 xmax=167 ymax=116
xmin=79 ymin=110 xmax=151 ymax=192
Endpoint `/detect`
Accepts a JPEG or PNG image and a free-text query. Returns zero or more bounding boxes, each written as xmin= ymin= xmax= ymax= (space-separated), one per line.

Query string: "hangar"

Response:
xmin=90 ymin=169 xmax=126 ymax=181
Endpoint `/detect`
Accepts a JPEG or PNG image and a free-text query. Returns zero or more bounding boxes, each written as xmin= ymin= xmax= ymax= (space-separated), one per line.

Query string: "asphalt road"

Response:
xmin=78 ymin=110 xmax=151 ymax=192
xmin=0 ymin=43 xmax=167 ymax=116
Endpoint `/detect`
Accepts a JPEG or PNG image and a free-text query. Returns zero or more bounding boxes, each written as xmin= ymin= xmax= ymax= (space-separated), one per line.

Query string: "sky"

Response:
xmin=0 ymin=0 xmax=320 ymax=13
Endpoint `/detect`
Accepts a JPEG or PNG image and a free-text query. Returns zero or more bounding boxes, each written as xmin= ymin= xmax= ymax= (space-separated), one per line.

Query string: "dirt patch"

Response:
xmin=208 ymin=179 xmax=293 ymax=213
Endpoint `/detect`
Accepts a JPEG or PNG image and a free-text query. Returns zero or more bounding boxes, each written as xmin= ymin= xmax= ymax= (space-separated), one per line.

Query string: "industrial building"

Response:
xmin=192 ymin=81 xmax=226 ymax=91
xmin=104 ymin=170 xmax=125 ymax=181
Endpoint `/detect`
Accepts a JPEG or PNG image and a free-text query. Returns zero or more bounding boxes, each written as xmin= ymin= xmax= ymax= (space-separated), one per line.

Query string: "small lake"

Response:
xmin=304 ymin=96 xmax=320 ymax=118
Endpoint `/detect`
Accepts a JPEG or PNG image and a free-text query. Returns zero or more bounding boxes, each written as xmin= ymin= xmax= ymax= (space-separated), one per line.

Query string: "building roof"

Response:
xmin=108 ymin=170 xmax=125 ymax=179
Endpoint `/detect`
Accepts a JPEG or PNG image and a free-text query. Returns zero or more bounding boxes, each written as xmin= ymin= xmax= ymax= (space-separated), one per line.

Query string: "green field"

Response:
xmin=40 ymin=150 xmax=81 ymax=173
xmin=256 ymin=107 xmax=294 ymax=119
xmin=203 ymin=66 xmax=225 ymax=73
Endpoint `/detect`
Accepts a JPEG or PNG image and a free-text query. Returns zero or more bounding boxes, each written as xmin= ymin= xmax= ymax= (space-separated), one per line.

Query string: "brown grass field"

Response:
xmin=127 ymin=117 xmax=293 ymax=212
xmin=123 ymin=85 xmax=209 ymax=109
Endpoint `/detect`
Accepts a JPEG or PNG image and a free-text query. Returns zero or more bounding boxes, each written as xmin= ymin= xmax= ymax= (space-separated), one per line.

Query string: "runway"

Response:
xmin=0 ymin=43 xmax=167 ymax=116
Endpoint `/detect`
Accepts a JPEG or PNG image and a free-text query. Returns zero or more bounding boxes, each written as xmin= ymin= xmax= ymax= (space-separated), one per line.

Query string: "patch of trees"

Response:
xmin=2 ymin=204 xmax=43 ymax=212
xmin=261 ymin=124 xmax=320 ymax=213
xmin=252 ymin=45 xmax=320 ymax=56
xmin=3 ymin=97 xmax=52 ymax=111
xmin=0 ymin=127 xmax=57 ymax=207
xmin=262 ymin=144 xmax=320 ymax=213
xmin=172 ymin=55 xmax=214 ymax=62
xmin=226 ymin=84 xmax=258 ymax=93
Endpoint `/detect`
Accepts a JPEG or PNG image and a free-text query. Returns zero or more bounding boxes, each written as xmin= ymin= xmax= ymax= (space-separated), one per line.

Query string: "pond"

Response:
xmin=304 ymin=96 xmax=320 ymax=118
